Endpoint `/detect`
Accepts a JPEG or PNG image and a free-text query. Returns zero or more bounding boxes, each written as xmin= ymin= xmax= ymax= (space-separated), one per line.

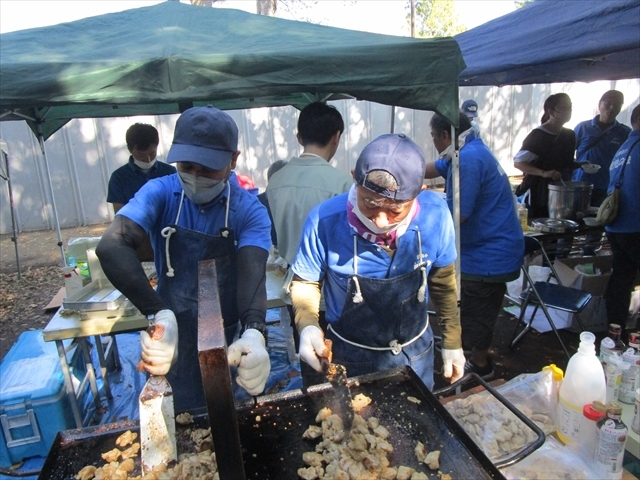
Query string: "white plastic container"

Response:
xmin=557 ymin=332 xmax=606 ymax=444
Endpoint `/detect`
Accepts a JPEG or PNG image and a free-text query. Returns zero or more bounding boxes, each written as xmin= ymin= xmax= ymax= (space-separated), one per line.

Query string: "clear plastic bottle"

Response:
xmin=517 ymin=202 xmax=529 ymax=231
xmin=604 ymin=355 xmax=628 ymax=403
xmin=578 ymin=401 xmax=607 ymax=465
xmin=600 ymin=324 xmax=627 ymax=364
xmin=619 ymin=332 xmax=640 ymax=404
xmin=557 ymin=332 xmax=606 ymax=444
xmin=632 ymin=388 xmax=640 ymax=435
xmin=594 ymin=402 xmax=627 ymax=480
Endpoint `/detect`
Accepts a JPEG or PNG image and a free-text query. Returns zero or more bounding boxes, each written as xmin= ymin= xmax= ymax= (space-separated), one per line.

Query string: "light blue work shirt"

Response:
xmin=118 ymin=174 xmax=272 ymax=276
xmin=292 ymin=191 xmax=457 ymax=324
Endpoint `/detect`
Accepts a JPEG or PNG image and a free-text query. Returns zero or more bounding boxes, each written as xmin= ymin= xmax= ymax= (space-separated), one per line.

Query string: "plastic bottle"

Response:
xmin=594 ymin=402 xmax=628 ymax=480
xmin=599 ymin=324 xmax=627 ymax=364
xmin=542 ymin=364 xmax=564 ymax=423
xmin=517 ymin=202 xmax=529 ymax=231
xmin=619 ymin=332 xmax=640 ymax=404
xmin=62 ymin=265 xmax=83 ymax=297
xmin=557 ymin=331 xmax=606 ymax=444
xmin=632 ymin=388 xmax=640 ymax=435
xmin=604 ymin=355 xmax=628 ymax=403
xmin=578 ymin=401 xmax=607 ymax=465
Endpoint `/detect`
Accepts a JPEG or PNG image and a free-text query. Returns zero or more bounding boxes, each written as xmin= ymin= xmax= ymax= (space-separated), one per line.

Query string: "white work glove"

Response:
xmin=442 ymin=348 xmax=466 ymax=384
xmin=140 ymin=309 xmax=178 ymax=376
xmin=299 ymin=325 xmax=328 ymax=373
xmin=227 ymin=329 xmax=270 ymax=396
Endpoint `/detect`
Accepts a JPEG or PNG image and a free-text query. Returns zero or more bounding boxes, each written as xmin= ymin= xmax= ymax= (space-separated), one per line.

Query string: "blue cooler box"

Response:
xmin=0 ymin=330 xmax=76 ymax=468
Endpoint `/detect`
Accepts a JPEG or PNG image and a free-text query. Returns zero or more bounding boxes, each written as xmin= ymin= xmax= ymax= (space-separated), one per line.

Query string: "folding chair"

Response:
xmin=510 ymin=236 xmax=591 ymax=359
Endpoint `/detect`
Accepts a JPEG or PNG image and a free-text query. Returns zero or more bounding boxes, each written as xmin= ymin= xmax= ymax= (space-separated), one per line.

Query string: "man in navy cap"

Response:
xmin=461 ymin=99 xmax=481 ymax=138
xmin=289 ymin=133 xmax=465 ymax=389
xmin=97 ymin=106 xmax=272 ymax=412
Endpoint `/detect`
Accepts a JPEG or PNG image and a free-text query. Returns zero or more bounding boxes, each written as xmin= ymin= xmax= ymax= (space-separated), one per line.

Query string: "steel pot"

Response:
xmin=548 ymin=181 xmax=592 ymax=220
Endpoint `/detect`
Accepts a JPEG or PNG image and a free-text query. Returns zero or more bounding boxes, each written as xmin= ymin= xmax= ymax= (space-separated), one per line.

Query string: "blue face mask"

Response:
xmin=177 ymin=171 xmax=227 ymax=204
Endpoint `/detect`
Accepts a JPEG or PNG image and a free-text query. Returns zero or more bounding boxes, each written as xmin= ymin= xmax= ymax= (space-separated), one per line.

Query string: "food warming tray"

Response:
xmin=62 ymin=279 xmax=125 ymax=311
xmin=38 ymin=368 xmax=530 ymax=480
xmin=531 ymin=217 xmax=579 ymax=233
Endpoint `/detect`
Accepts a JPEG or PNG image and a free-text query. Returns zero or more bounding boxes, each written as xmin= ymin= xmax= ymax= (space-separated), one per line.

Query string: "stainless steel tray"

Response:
xmin=62 ymin=278 xmax=124 ymax=311
xmin=78 ymin=299 xmax=139 ymax=320
xmin=531 ymin=217 xmax=579 ymax=233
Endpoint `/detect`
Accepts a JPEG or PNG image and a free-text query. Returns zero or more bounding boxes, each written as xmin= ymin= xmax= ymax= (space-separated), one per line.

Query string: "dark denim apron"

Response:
xmin=326 ymin=235 xmax=434 ymax=390
xmin=157 ymin=190 xmax=238 ymax=412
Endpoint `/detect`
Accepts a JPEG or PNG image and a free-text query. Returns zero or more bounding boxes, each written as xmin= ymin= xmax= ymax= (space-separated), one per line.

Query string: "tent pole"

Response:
xmin=451 ymin=125 xmax=461 ymax=294
xmin=0 ymin=141 xmax=21 ymax=279
xmin=390 ymin=106 xmax=395 ymax=133
xmin=35 ymin=123 xmax=66 ymax=266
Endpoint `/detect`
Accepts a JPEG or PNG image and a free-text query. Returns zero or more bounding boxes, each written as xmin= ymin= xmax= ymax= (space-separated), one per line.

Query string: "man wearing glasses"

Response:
xmin=572 ymin=90 xmax=631 ymax=207
xmin=289 ymin=133 xmax=465 ymax=390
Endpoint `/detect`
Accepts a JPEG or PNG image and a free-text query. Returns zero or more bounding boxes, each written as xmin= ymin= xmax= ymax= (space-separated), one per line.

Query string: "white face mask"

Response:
xmin=134 ymin=158 xmax=156 ymax=170
xmin=178 ymin=171 xmax=227 ymax=204
xmin=352 ymin=203 xmax=401 ymax=234
xmin=438 ymin=144 xmax=455 ymax=160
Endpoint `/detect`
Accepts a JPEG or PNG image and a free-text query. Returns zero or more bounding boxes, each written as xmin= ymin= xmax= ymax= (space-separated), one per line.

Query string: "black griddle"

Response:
xmin=39 ymin=367 xmax=516 ymax=479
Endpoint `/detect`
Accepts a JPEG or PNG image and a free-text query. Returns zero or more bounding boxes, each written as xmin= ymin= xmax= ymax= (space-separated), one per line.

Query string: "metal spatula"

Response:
xmin=320 ymin=339 xmax=354 ymax=430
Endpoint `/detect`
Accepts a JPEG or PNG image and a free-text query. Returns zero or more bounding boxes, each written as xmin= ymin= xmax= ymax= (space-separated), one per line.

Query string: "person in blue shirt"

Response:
xmin=605 ymin=104 xmax=640 ymax=333
xmin=426 ymin=113 xmax=524 ymax=379
xmin=97 ymin=107 xmax=272 ymax=412
xmin=107 ymin=123 xmax=176 ymax=261
xmin=572 ymin=90 xmax=631 ymax=207
xmin=289 ymin=133 xmax=465 ymax=391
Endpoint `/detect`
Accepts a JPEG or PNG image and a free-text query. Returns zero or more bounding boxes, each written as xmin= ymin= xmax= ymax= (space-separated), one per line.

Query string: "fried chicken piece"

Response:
xmin=424 ymin=450 xmax=440 ymax=470
xmin=303 ymin=425 xmax=323 ymax=440
xmin=101 ymin=448 xmax=121 ymax=463
xmin=117 ymin=458 xmax=135 ymax=473
xmin=115 ymin=430 xmax=138 ymax=448
xmin=120 ymin=442 xmax=140 ymax=460
xmin=297 ymin=465 xmax=323 ymax=480
xmin=397 ymin=466 xmax=416 ymax=480
xmin=315 ymin=407 xmax=332 ymax=423
xmin=175 ymin=412 xmax=193 ymax=426
xmin=75 ymin=465 xmax=97 ymax=480
xmin=302 ymin=451 xmax=324 ymax=467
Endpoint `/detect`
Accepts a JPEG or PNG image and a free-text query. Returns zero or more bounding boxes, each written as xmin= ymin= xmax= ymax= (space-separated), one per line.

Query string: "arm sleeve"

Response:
xmin=427 ymin=263 xmax=462 ymax=350
xmin=236 ymin=246 xmax=268 ymax=330
xmin=290 ymin=277 xmax=322 ymax=333
xmin=95 ymin=215 xmax=166 ymax=315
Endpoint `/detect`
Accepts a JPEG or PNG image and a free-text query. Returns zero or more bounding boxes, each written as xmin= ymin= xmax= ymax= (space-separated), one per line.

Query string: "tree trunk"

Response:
xmin=256 ymin=0 xmax=277 ymax=16
xmin=191 ymin=0 xmax=215 ymax=6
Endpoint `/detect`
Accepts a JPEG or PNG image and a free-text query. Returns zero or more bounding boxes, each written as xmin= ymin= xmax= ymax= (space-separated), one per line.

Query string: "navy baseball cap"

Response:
xmin=461 ymin=100 xmax=479 ymax=118
xmin=353 ymin=133 xmax=426 ymax=201
xmin=167 ymin=106 xmax=238 ymax=170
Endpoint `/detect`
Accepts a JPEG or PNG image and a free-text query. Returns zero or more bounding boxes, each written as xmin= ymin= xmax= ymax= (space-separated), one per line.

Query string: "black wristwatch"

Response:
xmin=242 ymin=321 xmax=269 ymax=346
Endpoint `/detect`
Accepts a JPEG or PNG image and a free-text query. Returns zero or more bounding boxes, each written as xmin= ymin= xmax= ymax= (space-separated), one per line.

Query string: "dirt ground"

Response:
xmin=0 ymin=222 xmax=593 ymax=381
xmin=0 ymin=224 xmax=108 ymax=360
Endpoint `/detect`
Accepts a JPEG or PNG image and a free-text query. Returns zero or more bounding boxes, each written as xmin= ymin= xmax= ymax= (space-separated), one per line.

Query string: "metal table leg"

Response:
xmin=94 ymin=335 xmax=112 ymax=399
xmin=108 ymin=334 xmax=122 ymax=371
xmin=79 ymin=338 xmax=102 ymax=411
xmin=55 ymin=340 xmax=83 ymax=429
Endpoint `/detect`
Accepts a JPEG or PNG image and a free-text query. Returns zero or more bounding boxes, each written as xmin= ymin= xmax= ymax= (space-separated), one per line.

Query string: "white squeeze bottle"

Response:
xmin=557 ymin=332 xmax=606 ymax=444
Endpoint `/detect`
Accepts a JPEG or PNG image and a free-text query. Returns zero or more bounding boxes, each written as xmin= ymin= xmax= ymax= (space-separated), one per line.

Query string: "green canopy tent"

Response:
xmin=0 ymin=0 xmax=464 ymax=263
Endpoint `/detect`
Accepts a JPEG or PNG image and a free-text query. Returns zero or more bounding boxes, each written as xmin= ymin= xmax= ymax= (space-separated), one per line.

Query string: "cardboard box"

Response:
xmin=553 ymin=255 xmax=612 ymax=297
